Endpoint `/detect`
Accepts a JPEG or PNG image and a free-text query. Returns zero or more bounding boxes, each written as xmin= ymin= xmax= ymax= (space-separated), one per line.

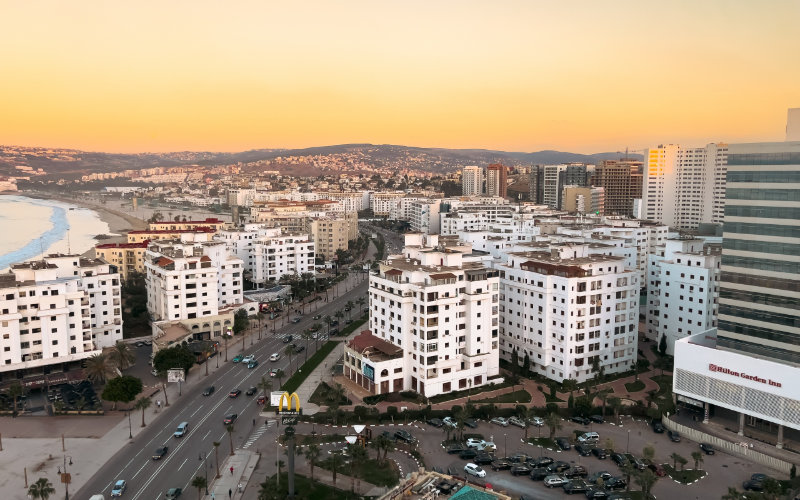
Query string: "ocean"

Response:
xmin=0 ymin=195 xmax=110 ymax=271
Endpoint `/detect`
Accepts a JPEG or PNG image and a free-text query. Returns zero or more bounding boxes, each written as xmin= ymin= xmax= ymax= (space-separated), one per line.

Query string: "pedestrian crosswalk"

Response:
xmin=242 ymin=420 xmax=275 ymax=449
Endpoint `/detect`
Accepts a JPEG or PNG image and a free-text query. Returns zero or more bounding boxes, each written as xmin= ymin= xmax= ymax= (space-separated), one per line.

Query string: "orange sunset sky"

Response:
xmin=1 ymin=1 xmax=799 ymax=154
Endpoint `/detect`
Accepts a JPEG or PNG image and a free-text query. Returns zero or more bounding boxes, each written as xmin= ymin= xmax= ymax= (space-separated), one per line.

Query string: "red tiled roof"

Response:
xmin=129 ymin=228 xmax=216 ymax=234
xmin=384 ymin=269 xmax=402 ymax=275
xmin=156 ymin=257 xmax=174 ymax=267
xmin=95 ymin=241 xmax=149 ymax=249
xmin=347 ymin=331 xmax=403 ymax=356
xmin=430 ymin=272 xmax=456 ymax=280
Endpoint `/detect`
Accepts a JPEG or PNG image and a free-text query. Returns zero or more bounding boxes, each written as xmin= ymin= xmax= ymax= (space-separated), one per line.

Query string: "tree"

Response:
xmin=191 ymin=475 xmax=207 ymax=500
xmin=85 ymin=353 xmax=114 ymax=384
xmin=5 ymin=382 xmax=23 ymax=416
xmin=273 ymin=369 xmax=285 ymax=388
xmin=645 ymin=389 xmax=658 ymax=409
xmin=284 ymin=344 xmax=295 ymax=372
xmin=522 ymin=352 xmax=531 ymax=375
xmin=561 ymin=378 xmax=579 ymax=402
xmin=658 ymin=334 xmax=668 ymax=356
xmin=345 ymin=300 xmax=355 ymax=320
xmin=326 ymin=383 xmax=347 ymax=425
xmin=690 ymin=451 xmax=703 ymax=470
xmin=347 ymin=443 xmax=368 ymax=493
xmin=676 ymin=454 xmax=688 ymax=471
xmin=643 ymin=444 xmax=655 ymax=462
xmin=356 ymin=296 xmax=366 ymax=314
xmin=203 ymin=344 xmax=214 ymax=376
xmin=233 ymin=308 xmax=249 ymax=335
xmin=101 ymin=375 xmax=143 ymax=410
xmin=609 ymin=397 xmax=623 ymax=424
xmin=334 ymin=310 xmax=344 ymax=328
xmin=620 ymin=462 xmax=636 ymax=492
xmin=603 ymin=438 xmax=615 ymax=453
xmin=28 ymin=477 xmax=55 ymax=500
xmin=761 ymin=478 xmax=782 ymax=500
xmin=108 ymin=341 xmax=136 ymax=371
xmin=257 ymin=376 xmax=272 ymax=401
xmin=226 ymin=424 xmax=235 ymax=456
xmin=510 ymin=349 xmax=519 ymax=374
xmin=545 ymin=412 xmax=562 ymax=439
xmin=152 ymin=345 xmax=195 ymax=375
xmin=324 ymin=315 xmax=333 ymax=335
xmin=304 ymin=443 xmax=321 ymax=480
xmin=213 ymin=441 xmax=221 ymax=478
xmin=635 ymin=359 xmax=650 ymax=381
xmin=654 ymin=356 xmax=672 ymax=377
xmin=135 ymin=396 xmax=152 ymax=427
xmin=634 ymin=468 xmax=658 ymax=498
xmin=670 ymin=452 xmax=683 ymax=470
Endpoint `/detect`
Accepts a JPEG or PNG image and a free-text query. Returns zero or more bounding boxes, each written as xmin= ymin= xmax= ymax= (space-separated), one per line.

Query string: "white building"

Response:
xmin=642 ymin=143 xmax=728 ymax=230
xmin=365 ymin=233 xmax=501 ymax=397
xmin=497 ymin=243 xmax=639 ymax=383
xmin=0 ymin=256 xmax=122 ymax=384
xmin=370 ymin=192 xmax=406 ymax=216
xmin=645 ymin=238 xmax=721 ymax=354
xmin=145 ymin=233 xmax=244 ymax=322
xmin=462 ymin=166 xmax=483 ymax=196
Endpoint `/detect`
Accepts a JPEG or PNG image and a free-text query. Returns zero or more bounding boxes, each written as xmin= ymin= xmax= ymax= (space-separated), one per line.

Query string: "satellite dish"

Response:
xmin=352 ymin=425 xmax=366 ymax=434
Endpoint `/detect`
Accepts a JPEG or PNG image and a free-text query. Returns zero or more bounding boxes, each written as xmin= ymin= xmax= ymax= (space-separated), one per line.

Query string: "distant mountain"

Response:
xmin=0 ymin=143 xmax=641 ymax=177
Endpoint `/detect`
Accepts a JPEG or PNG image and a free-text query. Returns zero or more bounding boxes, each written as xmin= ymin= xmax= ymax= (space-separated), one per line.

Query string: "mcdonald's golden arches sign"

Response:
xmin=277 ymin=392 xmax=301 ymax=415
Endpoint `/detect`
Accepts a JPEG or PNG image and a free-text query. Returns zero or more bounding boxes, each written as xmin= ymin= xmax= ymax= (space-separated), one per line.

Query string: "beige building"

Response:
xmin=126 ymin=227 xmax=218 ymax=244
xmin=148 ymin=218 xmax=228 ymax=232
xmin=309 ymin=217 xmax=352 ymax=261
xmin=561 ymin=186 xmax=605 ymax=215
xmin=94 ymin=242 xmax=149 ymax=280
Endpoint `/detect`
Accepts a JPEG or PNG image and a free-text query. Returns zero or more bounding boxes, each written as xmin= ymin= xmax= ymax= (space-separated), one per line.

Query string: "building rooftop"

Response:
xmin=96 ymin=241 xmax=149 ymax=249
xmin=347 ymin=331 xmax=403 ymax=361
xmin=129 ymin=228 xmax=216 ymax=235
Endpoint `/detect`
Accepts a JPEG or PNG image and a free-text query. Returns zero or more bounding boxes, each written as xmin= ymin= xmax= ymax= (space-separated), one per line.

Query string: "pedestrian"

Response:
xmin=252 ymin=418 xmax=256 ymax=427
xmin=229 ymin=488 xmax=232 ymax=499
xmin=230 ymin=466 xmax=234 ymax=475
xmin=211 ymin=493 xmax=215 ymax=500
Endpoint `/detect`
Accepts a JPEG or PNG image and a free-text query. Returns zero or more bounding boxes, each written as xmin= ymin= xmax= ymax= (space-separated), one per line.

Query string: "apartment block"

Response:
xmin=485 ymin=164 xmax=508 ymax=198
xmin=462 ymin=165 xmax=483 ymax=196
xmin=148 ymin=218 xmax=229 ymax=232
xmin=94 ymin=242 xmax=148 ymax=280
xmin=591 ymin=159 xmax=643 ymax=216
xmin=561 ymin=186 xmax=605 ymax=215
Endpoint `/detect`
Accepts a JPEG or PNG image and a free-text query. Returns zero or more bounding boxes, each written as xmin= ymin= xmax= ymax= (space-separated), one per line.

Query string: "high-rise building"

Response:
xmin=529 ymin=166 xmax=544 ymax=204
xmin=591 ymin=159 xmax=643 ymax=216
xmin=462 ymin=165 xmax=483 ymax=196
xmin=485 ymin=164 xmax=508 ymax=198
xmin=564 ymin=163 xmax=590 ymax=187
xmin=642 ymin=144 xmax=728 ymax=230
xmin=542 ymin=165 xmax=565 ymax=209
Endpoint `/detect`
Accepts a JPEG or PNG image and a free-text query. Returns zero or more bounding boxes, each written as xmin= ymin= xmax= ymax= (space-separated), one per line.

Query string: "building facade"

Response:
xmin=561 ymin=186 xmax=605 ymax=215
xmin=462 ymin=166 xmax=483 ymax=196
xmin=485 ymin=164 xmax=508 ymax=198
xmin=591 ymin=159 xmax=643 ymax=217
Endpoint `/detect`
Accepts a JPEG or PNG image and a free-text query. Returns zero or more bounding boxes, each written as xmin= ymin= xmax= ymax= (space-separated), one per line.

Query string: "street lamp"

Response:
xmin=504 ymin=433 xmax=507 ymax=458
xmin=200 ymin=451 xmax=209 ymax=494
xmin=56 ymin=455 xmax=73 ymax=500
xmin=626 ymin=429 xmax=630 ymax=453
xmin=127 ymin=409 xmax=133 ymax=439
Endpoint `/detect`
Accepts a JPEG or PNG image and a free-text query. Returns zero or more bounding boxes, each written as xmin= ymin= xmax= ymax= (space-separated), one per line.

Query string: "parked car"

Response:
xmin=245 ymin=387 xmax=257 ymax=396
xmin=585 ymin=487 xmax=609 ymax=498
xmin=604 ymin=477 xmax=627 ymax=491
xmin=330 ymin=320 xmax=339 ymax=327
xmin=223 ymin=414 xmax=238 ymax=425
xmin=464 ymin=463 xmax=486 ymax=478
xmin=646 ymin=461 xmax=666 ymax=477
xmin=624 ymin=454 xmax=646 ymax=471
xmin=742 ymin=479 xmax=765 ymax=492
xmin=491 ymin=460 xmax=512 ymax=471
xmin=509 ymin=453 xmax=530 ymax=463
xmin=165 ymin=487 xmax=182 ymax=500
xmin=442 ymin=416 xmax=458 ymax=429
xmin=611 ymin=454 xmax=628 ymax=467
xmin=464 ymin=418 xmax=478 ymax=429
xmin=556 ymin=437 xmax=572 ymax=450
xmin=529 ymin=468 xmax=550 ymax=481
xmin=111 ymin=480 xmax=127 ymax=497
xmin=531 ymin=456 xmax=554 ymax=468
xmin=587 ymin=471 xmax=613 ymax=484
xmin=589 ymin=415 xmax=605 ymax=424
xmin=152 ymin=446 xmax=168 ymax=460
xmin=459 ymin=449 xmax=478 ymax=460
xmin=232 ymin=354 xmax=243 ymax=363
xmin=242 ymin=355 xmax=255 ymax=364
xmin=380 ymin=431 xmax=396 ymax=442
xmin=571 ymin=416 xmax=591 ymax=425
xmin=547 ymin=461 xmax=571 ymax=473
xmin=490 ymin=417 xmax=509 ymax=427
xmin=466 ymin=438 xmax=485 ymax=448
xmin=700 ymin=443 xmax=715 ymax=455
xmin=394 ymin=430 xmax=415 ymax=443
xmin=564 ymin=465 xmax=588 ymax=478
xmin=591 ymin=448 xmax=608 ymax=459
xmin=202 ymin=386 xmax=215 ymax=396
xmin=544 ymin=475 xmax=568 ymax=488
xmin=529 ymin=416 xmax=545 ymax=427
xmin=509 ymin=416 xmax=527 ymax=428
xmin=474 ymin=453 xmax=494 ymax=465
xmin=563 ymin=480 xmax=589 ymax=494
xmin=446 ymin=443 xmax=466 ymax=454
xmin=477 ymin=441 xmax=496 ymax=453
xmin=651 ymin=421 xmax=665 ymax=433
xmin=667 ymin=430 xmax=681 ymax=442
xmin=575 ymin=444 xmax=593 ymax=456
xmin=511 ymin=464 xmax=532 ymax=476
xmin=228 ymin=389 xmax=241 ymax=398
xmin=427 ymin=418 xmax=444 ymax=428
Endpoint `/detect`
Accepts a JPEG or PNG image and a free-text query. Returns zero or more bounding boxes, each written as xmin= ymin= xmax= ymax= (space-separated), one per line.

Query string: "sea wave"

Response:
xmin=0 ymin=202 xmax=69 ymax=270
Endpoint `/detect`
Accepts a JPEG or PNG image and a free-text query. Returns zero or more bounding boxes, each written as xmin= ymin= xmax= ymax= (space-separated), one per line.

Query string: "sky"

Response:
xmin=1 ymin=1 xmax=799 ymax=154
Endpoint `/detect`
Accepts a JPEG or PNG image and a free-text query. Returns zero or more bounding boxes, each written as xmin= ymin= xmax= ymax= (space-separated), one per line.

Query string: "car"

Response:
xmin=700 ymin=443 xmax=715 ymax=455
xmin=565 ymin=465 xmax=588 ymax=478
xmin=651 ymin=421 xmax=665 ymax=433
xmin=477 ymin=441 xmax=496 ymax=453
xmin=394 ymin=430 xmax=415 ymax=443
xmin=474 ymin=453 xmax=494 ymax=465
xmin=345 ymin=319 xmax=353 ymax=324
xmin=667 ymin=430 xmax=681 ymax=442
xmin=229 ymin=389 xmax=241 ymax=398
xmin=144 ymin=340 xmax=152 ymax=346
xmin=491 ymin=460 xmax=512 ymax=471
xmin=202 ymin=386 xmax=215 ymax=396
xmin=544 ymin=475 xmax=568 ymax=488
xmin=165 ymin=487 xmax=182 ymax=499
xmin=750 ymin=473 xmax=771 ymax=482
xmin=223 ymin=414 xmax=238 ymax=425
xmin=291 ymin=317 xmax=302 ymax=323
xmin=459 ymin=449 xmax=478 ymax=460
xmin=575 ymin=444 xmax=593 ymax=456
xmin=530 ymin=468 xmax=551 ymax=480
xmin=283 ymin=335 xmax=293 ymax=344
xmin=529 ymin=416 xmax=545 ymax=427
xmin=242 ymin=355 xmax=255 ymax=364
xmin=509 ymin=453 xmax=530 ymax=463
xmin=584 ymin=487 xmax=609 ymax=499
xmin=152 ymin=446 xmax=168 ymax=460
xmin=174 ymin=422 xmax=189 ymax=438
xmin=466 ymin=438 xmax=485 ymax=448
xmin=294 ymin=345 xmax=305 ymax=354
xmin=330 ymin=320 xmax=339 ymax=327
xmin=313 ymin=314 xmax=321 ymax=320
xmin=511 ymin=464 xmax=532 ymax=476
xmin=464 ymin=463 xmax=486 ymax=478
xmin=442 ymin=416 xmax=458 ymax=429
xmin=464 ymin=418 xmax=478 ymax=429
xmin=270 ymin=353 xmax=281 ymax=361
xmin=446 ymin=443 xmax=466 ymax=454
xmin=245 ymin=386 xmax=258 ymax=396
xmin=624 ymin=453 xmax=646 ymax=471
xmin=269 ymin=368 xmax=279 ymax=377
xmin=742 ymin=479 xmax=764 ymax=492
xmin=328 ymin=327 xmax=339 ymax=336
xmin=556 ymin=437 xmax=572 ymax=450
xmin=563 ymin=480 xmax=589 ymax=494
xmin=490 ymin=417 xmax=509 ymax=427
xmin=587 ymin=471 xmax=613 ymax=484
xmin=427 ymin=417 xmax=444 ymax=428
xmin=257 ymin=395 xmax=267 ymax=405
xmin=591 ymin=448 xmax=608 ymax=459
xmin=232 ymin=354 xmax=243 ymax=363
xmin=509 ymin=416 xmax=527 ymax=428
xmin=589 ymin=415 xmax=605 ymax=424
xmin=135 ymin=341 xmax=145 ymax=347
xmin=571 ymin=416 xmax=591 ymax=425
xmin=611 ymin=454 xmax=628 ymax=467
xmin=111 ymin=480 xmax=127 ymax=497
xmin=531 ymin=456 xmax=554 ymax=468
xmin=247 ymin=360 xmax=259 ymax=369
xmin=646 ymin=461 xmax=666 ymax=477
xmin=604 ymin=477 xmax=627 ymax=490
xmin=547 ymin=461 xmax=570 ymax=473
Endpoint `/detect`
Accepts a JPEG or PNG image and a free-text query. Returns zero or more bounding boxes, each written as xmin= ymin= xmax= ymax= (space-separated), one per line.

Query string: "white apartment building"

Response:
xmin=642 ymin=143 xmax=728 ymax=230
xmin=145 ymin=233 xmax=244 ymax=322
xmin=408 ymin=199 xmax=441 ymax=234
xmin=645 ymin=238 xmax=720 ymax=354
xmin=0 ymin=256 xmax=122 ymax=383
xmin=319 ymin=192 xmax=365 ymax=213
xmin=367 ymin=233 xmax=501 ymax=397
xmin=370 ymin=192 xmax=406 ymax=216
xmin=543 ymin=165 xmax=565 ymax=209
xmin=497 ymin=243 xmax=639 ymax=383
xmin=462 ymin=165 xmax=483 ymax=196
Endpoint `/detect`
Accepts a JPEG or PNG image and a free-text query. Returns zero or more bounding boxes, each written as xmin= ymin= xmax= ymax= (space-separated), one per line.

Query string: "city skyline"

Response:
xmin=1 ymin=1 xmax=799 ymax=154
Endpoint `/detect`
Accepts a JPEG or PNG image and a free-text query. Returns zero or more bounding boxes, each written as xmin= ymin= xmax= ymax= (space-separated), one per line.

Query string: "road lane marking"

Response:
xmin=177 ymin=458 xmax=188 ymax=470
xmin=203 ymin=430 xmax=211 ymax=440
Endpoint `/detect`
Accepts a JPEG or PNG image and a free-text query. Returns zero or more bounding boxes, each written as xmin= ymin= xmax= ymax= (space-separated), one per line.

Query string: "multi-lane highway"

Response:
xmin=75 ymin=279 xmax=367 ymax=500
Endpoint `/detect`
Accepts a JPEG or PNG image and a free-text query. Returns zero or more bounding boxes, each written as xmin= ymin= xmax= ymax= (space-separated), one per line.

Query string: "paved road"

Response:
xmin=74 ymin=280 xmax=367 ymax=500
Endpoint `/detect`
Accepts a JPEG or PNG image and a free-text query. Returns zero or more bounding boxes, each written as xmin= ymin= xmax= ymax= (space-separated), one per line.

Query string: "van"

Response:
xmin=174 ymin=422 xmax=189 ymax=438
xmin=577 ymin=431 xmax=599 ymax=443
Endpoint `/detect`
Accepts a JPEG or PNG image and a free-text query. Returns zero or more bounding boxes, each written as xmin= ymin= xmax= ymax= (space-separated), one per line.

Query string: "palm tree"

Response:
xmin=378 ymin=433 xmax=395 ymax=462
xmin=273 ymin=369 xmax=285 ymax=388
xmin=326 ymin=383 xmax=347 ymax=425
xmin=334 ymin=310 xmax=344 ymax=328
xmin=28 ymin=477 xmax=55 ymax=500
xmin=226 ymin=424 xmax=235 ymax=456
xmin=304 ymin=443 xmax=321 ymax=480
xmin=345 ymin=300 xmax=355 ymax=321
xmin=561 ymin=378 xmax=579 ymax=402
xmin=356 ymin=296 xmax=366 ymax=314
xmin=203 ymin=345 xmax=213 ymax=376
xmin=609 ymin=396 xmax=622 ymax=424
xmin=643 ymin=444 xmax=655 ymax=463
xmin=257 ymin=310 xmax=266 ymax=341
xmin=85 ymin=353 xmax=113 ymax=384
xmin=645 ymin=389 xmax=658 ymax=409
xmin=634 ymin=468 xmax=657 ymax=497
xmin=300 ymin=330 xmax=312 ymax=362
xmin=191 ymin=476 xmax=207 ymax=500
xmin=258 ymin=376 xmax=272 ymax=401
xmin=670 ymin=452 xmax=682 ymax=470
xmin=347 ymin=443 xmax=368 ymax=493
xmin=108 ymin=341 xmax=136 ymax=371
xmin=690 ymin=451 xmax=703 ymax=470
xmin=6 ymin=382 xmax=23 ymax=416
xmin=212 ymin=441 xmax=221 ymax=477
xmin=517 ymin=406 xmax=535 ymax=439
xmin=545 ymin=412 xmax=562 ymax=440
xmin=135 ymin=396 xmax=151 ymax=427
xmin=284 ymin=344 xmax=295 ymax=372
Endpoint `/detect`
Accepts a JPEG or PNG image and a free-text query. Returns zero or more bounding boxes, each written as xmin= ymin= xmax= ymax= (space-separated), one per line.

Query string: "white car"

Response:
xmin=490 ymin=417 xmax=509 ymax=427
xmin=242 ymin=355 xmax=255 ymax=364
xmin=544 ymin=475 xmax=567 ymax=488
xmin=529 ymin=416 xmax=545 ymax=427
xmin=508 ymin=416 xmax=527 ymax=428
xmin=269 ymin=353 xmax=281 ymax=362
xmin=464 ymin=463 xmax=486 ymax=478
xmin=477 ymin=441 xmax=496 ymax=452
xmin=442 ymin=416 xmax=458 ymax=429
xmin=466 ymin=438 xmax=485 ymax=448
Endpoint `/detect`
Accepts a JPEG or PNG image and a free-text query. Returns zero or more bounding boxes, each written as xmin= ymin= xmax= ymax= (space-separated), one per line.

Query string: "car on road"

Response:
xmin=174 ymin=422 xmax=189 ymax=438
xmin=466 ymin=438 xmax=485 ymax=448
xmin=242 ymin=355 xmax=255 ymax=364
xmin=651 ymin=421 xmax=665 ymax=433
xmin=111 ymin=480 xmax=127 ymax=497
xmin=442 ymin=416 xmax=458 ymax=429
xmin=544 ymin=475 xmax=568 ymax=488
xmin=556 ymin=437 xmax=571 ymax=450
xmin=491 ymin=460 xmax=512 ymax=471
xmin=394 ymin=430 xmax=415 ymax=443
xmin=202 ymin=386 xmax=215 ymax=396
xmin=459 ymin=449 xmax=478 ymax=460
xmin=563 ymin=479 xmax=589 ymax=494
xmin=591 ymin=448 xmax=608 ymax=459
xmin=232 ymin=354 xmax=244 ymax=363
xmin=464 ymin=463 xmax=486 ymax=478
xmin=575 ymin=444 xmax=593 ymax=456
xmin=611 ymin=453 xmax=628 ymax=467
xmin=427 ymin=417 xmax=444 ymax=428
xmin=269 ymin=368 xmax=279 ymax=377
xmin=165 ymin=488 xmax=182 ymax=499
xmin=257 ymin=395 xmax=267 ymax=405
xmin=293 ymin=345 xmax=305 ymax=354
xmin=667 ymin=430 xmax=681 ymax=442
xmin=245 ymin=387 xmax=257 ymax=396
xmin=313 ymin=314 xmax=321 ymax=320
xmin=700 ymin=443 xmax=715 ymax=455
xmin=530 ymin=468 xmax=550 ymax=481
xmin=223 ymin=414 xmax=238 ymax=425
xmin=270 ymin=353 xmax=281 ymax=361
xmin=473 ymin=453 xmax=494 ymax=465
xmin=490 ymin=416 xmax=509 ymax=427
xmin=291 ymin=317 xmax=302 ymax=323
xmin=589 ymin=415 xmax=605 ymax=424
xmin=283 ymin=335 xmax=293 ymax=344
xmin=509 ymin=416 xmax=527 ymax=428
xmin=464 ymin=418 xmax=478 ymax=428
xmin=571 ymin=415 xmax=591 ymax=425
xmin=247 ymin=360 xmax=259 ymax=369
xmin=446 ymin=443 xmax=466 ymax=454
xmin=530 ymin=456 xmax=554 ymax=468
xmin=529 ymin=416 xmax=545 ymax=427
xmin=152 ymin=446 xmax=168 ymax=460
xmin=511 ymin=464 xmax=532 ymax=476
xmin=229 ymin=389 xmax=241 ymax=398
xmin=330 ymin=320 xmax=339 ymax=327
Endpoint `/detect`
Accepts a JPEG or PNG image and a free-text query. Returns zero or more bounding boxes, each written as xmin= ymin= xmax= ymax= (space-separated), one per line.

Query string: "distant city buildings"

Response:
xmin=591 ymin=159 xmax=643 ymax=217
xmin=485 ymin=164 xmax=508 ymax=198
xmin=461 ymin=165 xmax=483 ymax=196
xmin=561 ymin=186 xmax=605 ymax=215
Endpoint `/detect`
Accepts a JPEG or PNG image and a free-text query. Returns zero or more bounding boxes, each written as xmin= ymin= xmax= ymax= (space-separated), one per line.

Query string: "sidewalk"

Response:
xmin=204 ymin=449 xmax=260 ymax=500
